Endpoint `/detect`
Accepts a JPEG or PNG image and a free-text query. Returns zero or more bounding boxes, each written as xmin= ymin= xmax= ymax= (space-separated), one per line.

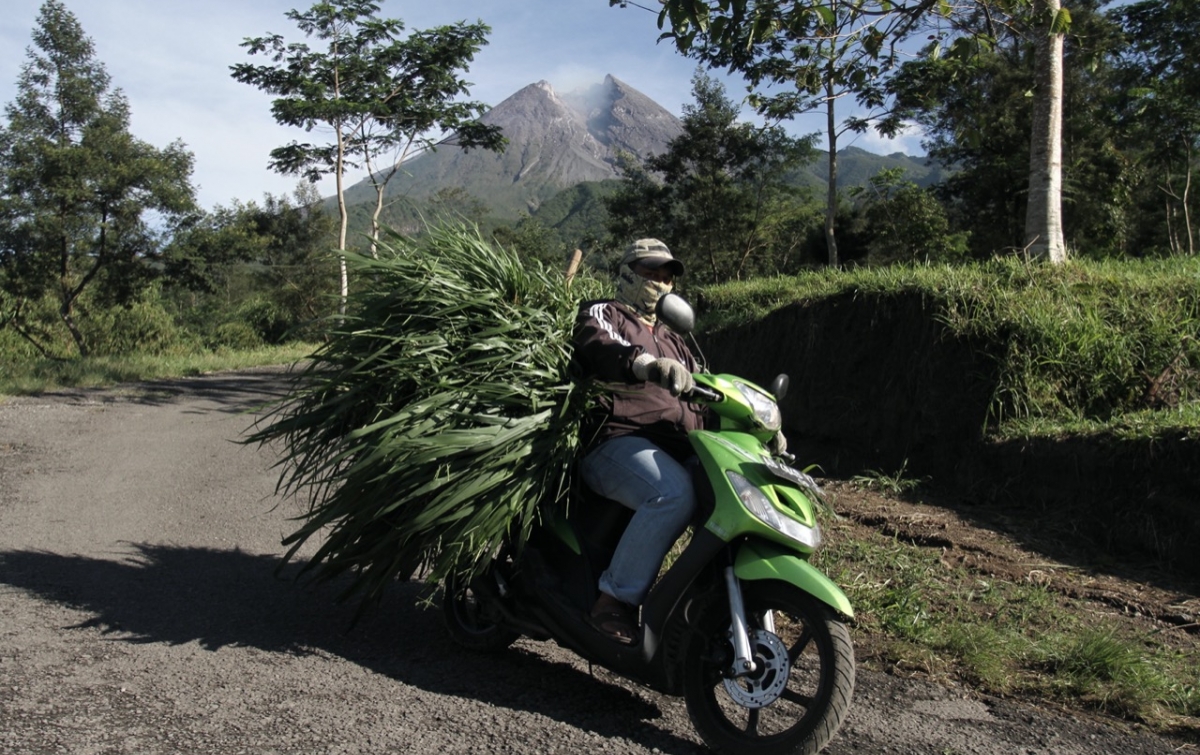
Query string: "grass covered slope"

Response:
xmin=697 ymin=257 xmax=1200 ymax=568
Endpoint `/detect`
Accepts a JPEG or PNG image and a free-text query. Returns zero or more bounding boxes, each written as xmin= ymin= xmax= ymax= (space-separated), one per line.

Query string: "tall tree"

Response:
xmin=910 ymin=0 xmax=1071 ymax=261
xmin=349 ymin=24 xmax=504 ymax=257
xmin=643 ymin=0 xmax=937 ymax=267
xmin=1023 ymin=0 xmax=1068 ymax=262
xmin=643 ymin=0 xmax=1072 ymax=264
xmin=231 ymin=0 xmax=503 ymax=315
xmin=605 ymin=72 xmax=816 ymax=285
xmin=0 ymin=0 xmax=196 ymax=357
xmin=889 ymin=1 xmax=1122 ymax=258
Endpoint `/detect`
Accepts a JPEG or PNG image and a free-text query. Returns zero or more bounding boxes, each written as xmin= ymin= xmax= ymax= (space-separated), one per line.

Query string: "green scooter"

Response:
xmin=443 ymin=293 xmax=855 ymax=755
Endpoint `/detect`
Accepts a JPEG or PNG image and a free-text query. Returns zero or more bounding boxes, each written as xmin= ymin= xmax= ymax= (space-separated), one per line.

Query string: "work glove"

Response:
xmin=632 ymin=353 xmax=695 ymax=396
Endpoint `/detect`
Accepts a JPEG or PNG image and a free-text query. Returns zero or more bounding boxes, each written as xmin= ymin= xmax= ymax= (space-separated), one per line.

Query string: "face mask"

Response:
xmin=616 ymin=264 xmax=673 ymax=324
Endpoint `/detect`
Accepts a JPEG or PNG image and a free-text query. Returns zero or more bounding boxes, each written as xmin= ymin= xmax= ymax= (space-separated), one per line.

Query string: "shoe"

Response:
xmin=588 ymin=593 xmax=637 ymax=645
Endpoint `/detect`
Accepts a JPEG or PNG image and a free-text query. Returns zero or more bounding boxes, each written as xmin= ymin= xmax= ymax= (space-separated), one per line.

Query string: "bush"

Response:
xmin=234 ymin=296 xmax=294 ymax=345
xmin=207 ymin=321 xmax=265 ymax=350
xmin=82 ymin=293 xmax=190 ymax=356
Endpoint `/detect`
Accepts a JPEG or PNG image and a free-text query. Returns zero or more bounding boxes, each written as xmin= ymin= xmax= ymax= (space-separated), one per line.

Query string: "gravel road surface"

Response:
xmin=0 ymin=369 xmax=1181 ymax=754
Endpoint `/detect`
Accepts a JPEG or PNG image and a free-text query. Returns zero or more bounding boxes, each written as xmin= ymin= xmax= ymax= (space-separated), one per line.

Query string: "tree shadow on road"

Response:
xmin=21 ymin=368 xmax=294 ymax=417
xmin=0 ymin=543 xmax=705 ymax=754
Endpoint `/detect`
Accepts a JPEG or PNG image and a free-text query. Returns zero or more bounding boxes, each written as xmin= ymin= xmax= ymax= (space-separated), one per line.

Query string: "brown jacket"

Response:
xmin=572 ymin=300 xmax=706 ymax=461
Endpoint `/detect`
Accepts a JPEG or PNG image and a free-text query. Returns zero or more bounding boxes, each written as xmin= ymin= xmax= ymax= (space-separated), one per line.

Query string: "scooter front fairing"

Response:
xmin=686 ymin=375 xmax=852 ymax=619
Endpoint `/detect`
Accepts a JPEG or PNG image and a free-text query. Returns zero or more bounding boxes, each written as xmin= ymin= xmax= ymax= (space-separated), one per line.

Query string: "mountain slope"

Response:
xmin=345 ymin=75 xmax=683 ymax=217
xmin=520 ymin=149 xmax=946 ymax=251
xmin=799 ymin=146 xmax=946 ymax=189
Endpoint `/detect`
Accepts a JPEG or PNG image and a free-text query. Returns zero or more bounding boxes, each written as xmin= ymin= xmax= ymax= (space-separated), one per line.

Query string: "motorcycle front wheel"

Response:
xmin=683 ymin=580 xmax=855 ymax=755
xmin=441 ymin=573 xmax=520 ymax=653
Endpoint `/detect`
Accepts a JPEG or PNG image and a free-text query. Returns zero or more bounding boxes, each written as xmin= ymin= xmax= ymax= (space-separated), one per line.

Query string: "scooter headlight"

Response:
xmin=734 ymin=381 xmax=782 ymax=431
xmin=727 ymin=471 xmax=822 ymax=549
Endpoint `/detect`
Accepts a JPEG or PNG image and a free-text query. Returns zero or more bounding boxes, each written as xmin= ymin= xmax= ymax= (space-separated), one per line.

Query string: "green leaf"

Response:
xmin=1049 ymin=8 xmax=1071 ymax=36
xmin=813 ymin=5 xmax=836 ymax=29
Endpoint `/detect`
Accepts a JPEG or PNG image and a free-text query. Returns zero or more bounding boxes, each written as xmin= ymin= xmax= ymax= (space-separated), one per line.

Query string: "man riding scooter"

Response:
xmin=572 ymin=238 xmax=784 ymax=643
xmin=572 ymin=238 xmax=700 ymax=643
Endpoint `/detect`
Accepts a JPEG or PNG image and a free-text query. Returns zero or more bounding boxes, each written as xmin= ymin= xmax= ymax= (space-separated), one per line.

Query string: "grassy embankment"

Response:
xmin=698 ymin=256 xmax=1200 ymax=735
xmin=700 ymin=256 xmax=1200 ymax=440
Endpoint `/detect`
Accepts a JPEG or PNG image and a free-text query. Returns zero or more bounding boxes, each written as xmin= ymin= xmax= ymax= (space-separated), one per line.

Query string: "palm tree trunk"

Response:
xmin=825 ymin=78 xmax=840 ymax=269
xmin=1024 ymin=0 xmax=1066 ymax=263
xmin=335 ymin=123 xmax=349 ymax=320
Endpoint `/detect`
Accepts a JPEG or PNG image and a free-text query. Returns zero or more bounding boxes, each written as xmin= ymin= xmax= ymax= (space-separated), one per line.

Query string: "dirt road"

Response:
xmin=0 ymin=369 xmax=1181 ymax=753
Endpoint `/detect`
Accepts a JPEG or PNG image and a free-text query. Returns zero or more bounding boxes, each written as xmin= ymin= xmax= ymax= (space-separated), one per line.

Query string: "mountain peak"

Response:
xmin=348 ymin=76 xmax=683 ymax=216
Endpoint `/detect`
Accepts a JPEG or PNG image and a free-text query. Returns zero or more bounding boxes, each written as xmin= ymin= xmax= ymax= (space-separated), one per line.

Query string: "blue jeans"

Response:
xmin=579 ymin=435 xmax=697 ymax=606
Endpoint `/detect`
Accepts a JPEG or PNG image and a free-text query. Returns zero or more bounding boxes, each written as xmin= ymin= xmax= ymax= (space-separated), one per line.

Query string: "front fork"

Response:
xmin=724 ymin=566 xmax=758 ymax=676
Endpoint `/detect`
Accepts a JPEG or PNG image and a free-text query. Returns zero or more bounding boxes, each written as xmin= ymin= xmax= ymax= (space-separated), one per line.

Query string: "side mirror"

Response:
xmin=656 ymin=293 xmax=695 ymax=335
xmin=770 ymin=374 xmax=789 ymax=401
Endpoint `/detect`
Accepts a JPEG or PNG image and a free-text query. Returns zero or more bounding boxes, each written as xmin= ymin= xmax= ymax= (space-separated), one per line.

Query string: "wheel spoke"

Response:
xmin=788 ymin=625 xmax=813 ymax=664
xmin=746 ymin=707 xmax=760 ymax=735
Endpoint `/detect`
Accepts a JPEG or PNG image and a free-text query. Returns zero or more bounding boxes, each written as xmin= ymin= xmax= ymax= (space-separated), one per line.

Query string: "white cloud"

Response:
xmin=844 ymin=122 xmax=927 ymax=157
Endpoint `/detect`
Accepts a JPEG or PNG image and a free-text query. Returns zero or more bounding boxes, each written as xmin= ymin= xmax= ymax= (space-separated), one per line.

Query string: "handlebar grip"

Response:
xmin=688 ymin=385 xmax=722 ymax=402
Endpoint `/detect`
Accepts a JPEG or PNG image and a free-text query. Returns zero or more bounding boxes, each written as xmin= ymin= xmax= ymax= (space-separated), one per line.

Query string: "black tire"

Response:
xmin=683 ymin=581 xmax=855 ymax=755
xmin=441 ymin=574 xmax=520 ymax=652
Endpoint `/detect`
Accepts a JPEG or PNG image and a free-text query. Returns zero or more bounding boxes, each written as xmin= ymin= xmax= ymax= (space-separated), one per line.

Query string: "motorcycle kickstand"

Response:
xmin=723 ymin=566 xmax=757 ymax=677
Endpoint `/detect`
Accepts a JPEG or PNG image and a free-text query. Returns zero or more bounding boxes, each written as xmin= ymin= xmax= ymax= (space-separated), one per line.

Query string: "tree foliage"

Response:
xmin=231 ymin=0 xmax=505 ymax=313
xmin=605 ymin=73 xmax=817 ymax=285
xmin=164 ymin=183 xmax=338 ymax=344
xmin=640 ymin=0 xmax=940 ymax=267
xmin=1111 ymin=0 xmax=1200 ymax=256
xmin=0 ymin=0 xmax=196 ymax=357
xmin=849 ymin=168 xmax=968 ymax=264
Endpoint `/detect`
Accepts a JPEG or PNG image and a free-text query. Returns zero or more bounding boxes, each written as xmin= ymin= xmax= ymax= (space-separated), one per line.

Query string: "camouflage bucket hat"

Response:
xmin=621 ymin=238 xmax=684 ymax=277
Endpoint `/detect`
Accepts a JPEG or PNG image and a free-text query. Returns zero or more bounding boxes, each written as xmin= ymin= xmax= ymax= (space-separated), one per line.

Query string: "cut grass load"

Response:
xmin=247 ymin=225 xmax=606 ymax=607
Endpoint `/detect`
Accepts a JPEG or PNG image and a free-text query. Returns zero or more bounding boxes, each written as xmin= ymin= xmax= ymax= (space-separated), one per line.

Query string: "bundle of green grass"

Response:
xmin=250 ymin=225 xmax=605 ymax=605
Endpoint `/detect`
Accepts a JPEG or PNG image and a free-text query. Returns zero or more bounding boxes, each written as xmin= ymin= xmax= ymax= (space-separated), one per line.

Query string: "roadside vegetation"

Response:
xmin=813 ymin=483 xmax=1200 ymax=737
xmin=699 ymin=255 xmax=1200 ymax=442
xmin=0 ymin=342 xmax=313 ymax=397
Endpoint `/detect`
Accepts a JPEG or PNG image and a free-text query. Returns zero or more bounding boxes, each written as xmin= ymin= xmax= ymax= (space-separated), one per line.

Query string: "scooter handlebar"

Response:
xmin=686 ymin=384 xmax=723 ymax=402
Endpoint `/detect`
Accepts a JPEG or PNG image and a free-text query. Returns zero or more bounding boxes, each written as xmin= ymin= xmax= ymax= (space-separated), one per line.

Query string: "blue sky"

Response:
xmin=1 ymin=0 xmax=923 ymax=211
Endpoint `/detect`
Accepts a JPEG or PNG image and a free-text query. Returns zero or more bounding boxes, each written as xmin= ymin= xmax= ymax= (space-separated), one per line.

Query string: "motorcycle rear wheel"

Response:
xmin=683 ymin=580 xmax=855 ymax=755
xmin=441 ymin=574 xmax=520 ymax=653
